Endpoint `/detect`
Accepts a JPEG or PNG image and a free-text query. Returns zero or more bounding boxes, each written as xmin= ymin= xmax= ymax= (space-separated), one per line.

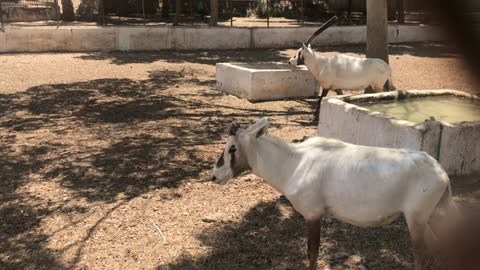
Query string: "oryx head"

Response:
xmin=288 ymin=43 xmax=312 ymax=66
xmin=288 ymin=15 xmax=340 ymax=67
xmin=211 ymin=117 xmax=270 ymax=185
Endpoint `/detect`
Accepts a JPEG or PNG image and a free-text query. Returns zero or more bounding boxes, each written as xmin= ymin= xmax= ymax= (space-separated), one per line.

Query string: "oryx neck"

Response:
xmin=247 ymin=135 xmax=299 ymax=195
xmin=303 ymin=51 xmax=328 ymax=72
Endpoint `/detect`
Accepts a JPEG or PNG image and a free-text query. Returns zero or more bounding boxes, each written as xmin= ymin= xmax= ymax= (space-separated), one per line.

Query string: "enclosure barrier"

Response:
xmin=0 ymin=24 xmax=445 ymax=52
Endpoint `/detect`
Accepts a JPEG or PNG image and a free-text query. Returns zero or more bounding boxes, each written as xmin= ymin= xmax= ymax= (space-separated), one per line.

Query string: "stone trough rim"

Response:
xmin=322 ymin=89 xmax=480 ymax=128
xmin=218 ymin=62 xmax=309 ymax=72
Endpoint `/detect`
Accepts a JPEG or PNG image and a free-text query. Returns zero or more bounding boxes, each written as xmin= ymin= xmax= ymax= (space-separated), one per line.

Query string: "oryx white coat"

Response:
xmin=289 ymin=44 xmax=396 ymax=92
xmin=212 ymin=117 xmax=449 ymax=270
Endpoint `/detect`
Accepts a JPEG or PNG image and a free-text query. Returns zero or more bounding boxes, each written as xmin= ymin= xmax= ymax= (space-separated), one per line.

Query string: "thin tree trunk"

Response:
xmin=97 ymin=0 xmax=105 ymax=25
xmin=396 ymin=0 xmax=405 ymax=24
xmin=174 ymin=0 xmax=182 ymax=25
xmin=162 ymin=0 xmax=170 ymax=17
xmin=117 ymin=0 xmax=129 ymax=16
xmin=61 ymin=0 xmax=75 ymax=21
xmin=209 ymin=0 xmax=218 ymax=26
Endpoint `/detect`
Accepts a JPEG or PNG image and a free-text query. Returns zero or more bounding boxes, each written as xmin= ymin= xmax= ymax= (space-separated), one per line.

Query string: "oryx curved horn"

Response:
xmin=305 ymin=15 xmax=340 ymax=45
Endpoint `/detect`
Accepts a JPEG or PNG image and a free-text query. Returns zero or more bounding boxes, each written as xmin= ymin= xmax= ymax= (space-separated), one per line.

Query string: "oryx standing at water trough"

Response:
xmin=212 ymin=117 xmax=450 ymax=270
xmin=288 ymin=16 xmax=396 ymax=120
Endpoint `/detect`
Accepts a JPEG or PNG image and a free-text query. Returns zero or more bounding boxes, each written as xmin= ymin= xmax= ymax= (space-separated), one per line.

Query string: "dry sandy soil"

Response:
xmin=0 ymin=43 xmax=479 ymax=270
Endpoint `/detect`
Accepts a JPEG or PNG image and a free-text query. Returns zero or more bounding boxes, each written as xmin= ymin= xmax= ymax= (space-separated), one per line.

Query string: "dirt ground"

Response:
xmin=0 ymin=43 xmax=479 ymax=270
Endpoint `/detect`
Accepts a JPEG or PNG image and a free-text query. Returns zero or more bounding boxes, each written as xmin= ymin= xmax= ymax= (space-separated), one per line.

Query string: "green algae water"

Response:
xmin=357 ymin=96 xmax=480 ymax=124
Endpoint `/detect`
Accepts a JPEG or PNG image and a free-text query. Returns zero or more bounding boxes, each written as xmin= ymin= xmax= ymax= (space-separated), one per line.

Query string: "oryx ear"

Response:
xmin=247 ymin=117 xmax=270 ymax=138
xmin=302 ymin=43 xmax=308 ymax=50
xmin=308 ymin=44 xmax=312 ymax=49
xmin=229 ymin=122 xmax=241 ymax=136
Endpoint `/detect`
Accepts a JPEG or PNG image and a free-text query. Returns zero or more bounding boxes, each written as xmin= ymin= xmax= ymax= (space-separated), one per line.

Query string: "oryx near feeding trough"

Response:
xmin=212 ymin=117 xmax=451 ymax=270
xmin=288 ymin=16 xmax=396 ymax=120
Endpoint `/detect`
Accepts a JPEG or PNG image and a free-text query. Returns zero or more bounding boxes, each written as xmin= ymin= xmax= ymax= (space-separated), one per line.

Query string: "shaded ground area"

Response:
xmin=0 ymin=43 xmax=478 ymax=269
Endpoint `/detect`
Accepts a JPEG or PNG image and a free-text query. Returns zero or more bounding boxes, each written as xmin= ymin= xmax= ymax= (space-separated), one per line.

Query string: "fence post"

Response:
xmin=142 ymin=0 xmax=146 ymax=25
xmin=0 ymin=0 xmax=4 ymax=30
xmin=190 ymin=0 xmax=193 ymax=25
xmin=229 ymin=0 xmax=232 ymax=26
xmin=397 ymin=0 xmax=405 ymax=24
xmin=174 ymin=0 xmax=182 ymax=25
xmin=266 ymin=0 xmax=269 ymax=27
xmin=301 ymin=0 xmax=304 ymax=25
xmin=54 ymin=0 xmax=60 ymax=27
xmin=97 ymin=0 xmax=105 ymax=25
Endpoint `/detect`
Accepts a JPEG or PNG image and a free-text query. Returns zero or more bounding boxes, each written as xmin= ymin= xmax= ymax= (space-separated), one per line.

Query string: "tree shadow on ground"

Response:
xmin=0 ymin=69 xmax=244 ymax=202
xmin=0 ymin=141 xmax=67 ymax=269
xmin=0 ymin=67 xmax=312 ymax=268
xmin=317 ymin=42 xmax=460 ymax=59
xmin=76 ymin=42 xmax=460 ymax=66
xmin=159 ymin=199 xmax=419 ymax=270
xmin=77 ymin=49 xmax=288 ymax=66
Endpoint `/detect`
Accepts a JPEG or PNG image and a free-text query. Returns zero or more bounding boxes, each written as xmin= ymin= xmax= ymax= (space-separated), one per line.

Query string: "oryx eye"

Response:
xmin=229 ymin=145 xmax=237 ymax=153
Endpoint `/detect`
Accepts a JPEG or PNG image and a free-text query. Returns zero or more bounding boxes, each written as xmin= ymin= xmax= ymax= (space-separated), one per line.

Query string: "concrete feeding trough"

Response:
xmin=216 ymin=63 xmax=319 ymax=101
xmin=318 ymin=90 xmax=480 ymax=176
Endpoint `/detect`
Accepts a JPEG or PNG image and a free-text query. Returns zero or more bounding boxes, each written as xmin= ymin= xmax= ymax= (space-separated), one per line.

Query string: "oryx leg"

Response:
xmin=306 ymin=218 xmax=322 ymax=270
xmin=314 ymin=89 xmax=330 ymax=121
xmin=406 ymin=214 xmax=429 ymax=270
xmin=364 ymin=86 xmax=375 ymax=94
xmin=333 ymin=89 xmax=343 ymax=95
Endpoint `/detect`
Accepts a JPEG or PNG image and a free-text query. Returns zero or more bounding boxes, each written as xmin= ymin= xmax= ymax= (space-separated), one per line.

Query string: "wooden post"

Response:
xmin=396 ymin=0 xmax=405 ymax=24
xmin=142 ymin=0 xmax=146 ymax=25
xmin=98 ymin=0 xmax=105 ymax=25
xmin=161 ymin=0 xmax=170 ymax=18
xmin=230 ymin=0 xmax=233 ymax=26
xmin=0 ymin=0 xmax=4 ymax=30
xmin=266 ymin=0 xmax=269 ymax=27
xmin=174 ymin=0 xmax=182 ymax=25
xmin=209 ymin=0 xmax=218 ymax=26
xmin=366 ymin=0 xmax=389 ymax=63
xmin=189 ymin=0 xmax=193 ymax=25
xmin=300 ymin=0 xmax=304 ymax=25
xmin=54 ymin=0 xmax=60 ymax=27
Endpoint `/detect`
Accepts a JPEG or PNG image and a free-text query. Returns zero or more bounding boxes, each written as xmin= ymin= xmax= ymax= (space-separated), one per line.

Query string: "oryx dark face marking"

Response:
xmin=212 ymin=130 xmax=251 ymax=184
xmin=228 ymin=145 xmax=245 ymax=177
xmin=289 ymin=47 xmax=305 ymax=66
xmin=216 ymin=148 xmax=225 ymax=167
xmin=212 ymin=118 xmax=269 ymax=185
xmin=297 ymin=49 xmax=305 ymax=65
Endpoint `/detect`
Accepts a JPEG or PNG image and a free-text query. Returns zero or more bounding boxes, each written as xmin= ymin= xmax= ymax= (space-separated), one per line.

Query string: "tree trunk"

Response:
xmin=97 ymin=0 xmax=105 ymax=25
xmin=162 ymin=0 xmax=170 ymax=17
xmin=117 ymin=0 xmax=129 ymax=16
xmin=396 ymin=0 xmax=405 ymax=24
xmin=61 ymin=0 xmax=75 ymax=21
xmin=209 ymin=0 xmax=218 ymax=26
xmin=366 ymin=0 xmax=389 ymax=63
xmin=144 ymin=0 xmax=159 ymax=14
xmin=174 ymin=0 xmax=182 ymax=25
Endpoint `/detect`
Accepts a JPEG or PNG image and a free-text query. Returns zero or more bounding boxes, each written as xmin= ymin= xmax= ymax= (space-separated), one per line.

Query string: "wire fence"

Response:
xmin=1 ymin=0 xmax=56 ymax=8
xmin=96 ymin=0 xmax=370 ymax=27
xmin=0 ymin=0 xmax=437 ymax=27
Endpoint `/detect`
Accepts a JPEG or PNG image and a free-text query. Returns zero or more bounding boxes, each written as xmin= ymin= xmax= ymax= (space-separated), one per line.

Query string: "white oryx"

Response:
xmin=212 ymin=117 xmax=450 ymax=270
xmin=289 ymin=44 xmax=395 ymax=120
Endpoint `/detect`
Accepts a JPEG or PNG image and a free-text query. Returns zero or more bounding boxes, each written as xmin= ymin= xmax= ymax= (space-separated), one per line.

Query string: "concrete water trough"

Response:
xmin=318 ymin=90 xmax=480 ymax=176
xmin=216 ymin=63 xmax=319 ymax=101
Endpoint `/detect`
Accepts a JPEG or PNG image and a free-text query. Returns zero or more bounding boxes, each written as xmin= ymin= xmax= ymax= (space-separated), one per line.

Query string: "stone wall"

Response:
xmin=0 ymin=24 xmax=446 ymax=52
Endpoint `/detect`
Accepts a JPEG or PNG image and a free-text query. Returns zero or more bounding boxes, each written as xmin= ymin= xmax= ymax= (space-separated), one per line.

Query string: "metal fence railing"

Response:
xmin=0 ymin=0 xmax=56 ymax=8
xmin=0 ymin=0 xmax=437 ymax=27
